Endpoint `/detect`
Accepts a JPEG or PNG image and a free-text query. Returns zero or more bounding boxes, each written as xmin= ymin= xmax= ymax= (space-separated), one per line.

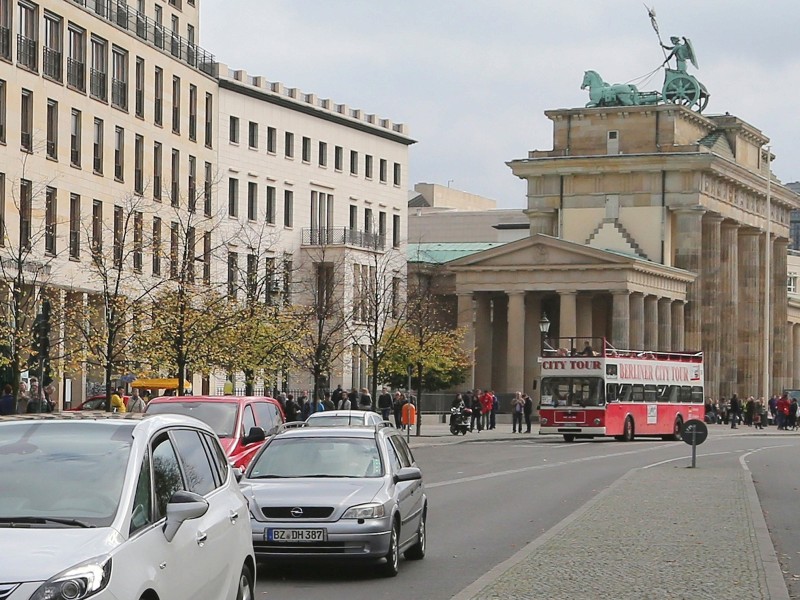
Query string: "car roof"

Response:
xmin=147 ymin=395 xmax=277 ymax=404
xmin=307 ymin=410 xmax=373 ymax=417
xmin=0 ymin=411 xmax=217 ymax=437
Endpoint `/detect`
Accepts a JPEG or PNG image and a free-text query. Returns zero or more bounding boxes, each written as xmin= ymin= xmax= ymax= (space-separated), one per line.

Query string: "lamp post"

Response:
xmin=539 ymin=313 xmax=551 ymax=354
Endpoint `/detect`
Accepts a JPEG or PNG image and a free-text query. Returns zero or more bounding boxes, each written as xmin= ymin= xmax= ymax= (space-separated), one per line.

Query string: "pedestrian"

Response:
xmin=511 ymin=391 xmax=524 ymax=433
xmin=111 ymin=387 xmax=127 ymax=413
xmin=479 ymin=390 xmax=493 ymax=430
xmin=490 ymin=392 xmax=498 ymax=430
xmin=523 ymin=393 xmax=533 ymax=433
xmin=284 ymin=394 xmax=298 ymax=422
xmin=358 ymin=387 xmax=373 ymax=411
xmin=777 ymin=393 xmax=790 ymax=430
xmin=378 ymin=387 xmax=393 ymax=422
xmin=790 ymin=397 xmax=798 ymax=430
xmin=348 ymin=387 xmax=359 ymax=410
xmin=470 ymin=391 xmax=483 ymax=432
xmin=392 ymin=392 xmax=404 ymax=428
xmin=299 ymin=391 xmax=311 ymax=420
xmin=16 ymin=381 xmax=29 ymax=415
xmin=331 ymin=384 xmax=344 ymax=408
xmin=127 ymin=390 xmax=146 ymax=413
xmin=323 ymin=391 xmax=335 ymax=411
xmin=753 ymin=399 xmax=764 ymax=430
xmin=0 ymin=384 xmax=15 ymax=415
xmin=729 ymin=394 xmax=740 ymax=429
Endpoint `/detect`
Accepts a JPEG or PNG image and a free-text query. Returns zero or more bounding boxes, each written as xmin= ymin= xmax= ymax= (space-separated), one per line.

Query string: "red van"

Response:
xmin=144 ymin=395 xmax=284 ymax=468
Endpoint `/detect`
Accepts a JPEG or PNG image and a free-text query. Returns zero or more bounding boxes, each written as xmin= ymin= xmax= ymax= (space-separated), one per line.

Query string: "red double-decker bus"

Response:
xmin=537 ymin=338 xmax=704 ymax=442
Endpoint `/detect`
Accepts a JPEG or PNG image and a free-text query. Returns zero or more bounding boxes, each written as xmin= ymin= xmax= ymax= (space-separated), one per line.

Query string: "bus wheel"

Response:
xmin=663 ymin=417 xmax=683 ymax=441
xmin=622 ymin=417 xmax=634 ymax=442
xmin=563 ymin=434 xmax=575 ymax=442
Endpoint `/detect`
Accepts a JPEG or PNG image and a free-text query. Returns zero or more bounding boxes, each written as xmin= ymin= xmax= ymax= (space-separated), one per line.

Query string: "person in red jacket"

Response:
xmin=777 ymin=393 xmax=790 ymax=430
xmin=480 ymin=390 xmax=493 ymax=431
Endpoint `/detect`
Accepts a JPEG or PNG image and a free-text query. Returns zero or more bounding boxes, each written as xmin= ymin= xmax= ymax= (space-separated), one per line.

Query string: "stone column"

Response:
xmin=492 ymin=295 xmax=508 ymax=393
xmin=737 ymin=229 xmax=761 ymax=398
xmin=506 ymin=292 xmax=526 ymax=394
xmin=525 ymin=209 xmax=557 ymax=236
xmin=794 ymin=323 xmax=800 ymax=389
xmin=644 ymin=295 xmax=658 ymax=351
xmin=719 ymin=222 xmax=739 ymax=400
xmin=773 ymin=238 xmax=789 ymax=394
xmin=657 ymin=297 xmax=672 ymax=352
xmin=576 ymin=295 xmax=593 ymax=341
xmin=671 ymin=301 xmax=685 ymax=352
xmin=629 ymin=292 xmax=645 ymax=351
xmin=701 ymin=214 xmax=723 ymax=400
xmin=559 ymin=291 xmax=577 ymax=350
xmin=474 ymin=294 xmax=493 ymax=390
xmin=787 ymin=323 xmax=795 ymax=394
xmin=611 ymin=291 xmax=630 ymax=350
xmin=524 ymin=294 xmax=542 ymax=395
xmin=457 ymin=292 xmax=475 ymax=390
xmin=672 ymin=207 xmax=705 ymax=351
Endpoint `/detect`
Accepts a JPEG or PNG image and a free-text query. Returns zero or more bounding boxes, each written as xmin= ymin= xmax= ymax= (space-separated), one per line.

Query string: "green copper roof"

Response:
xmin=407 ymin=242 xmax=506 ymax=264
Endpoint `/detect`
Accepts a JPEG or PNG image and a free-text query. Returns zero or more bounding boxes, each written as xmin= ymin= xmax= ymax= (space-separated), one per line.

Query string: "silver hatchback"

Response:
xmin=240 ymin=425 xmax=427 ymax=576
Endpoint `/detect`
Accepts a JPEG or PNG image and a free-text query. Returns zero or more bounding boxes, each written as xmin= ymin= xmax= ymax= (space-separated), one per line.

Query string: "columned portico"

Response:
xmin=719 ymin=222 xmax=739 ymax=400
xmin=559 ymin=292 xmax=577 ymax=342
xmin=673 ymin=207 xmax=705 ymax=352
xmin=671 ymin=301 xmax=685 ymax=352
xmin=702 ymin=214 xmax=723 ymax=400
xmin=612 ymin=291 xmax=630 ymax=350
xmin=643 ymin=295 xmax=658 ymax=351
xmin=491 ymin=296 xmax=508 ymax=392
xmin=657 ymin=297 xmax=672 ymax=352
xmin=773 ymin=238 xmax=789 ymax=393
xmin=738 ymin=229 xmax=761 ymax=396
xmin=457 ymin=292 xmax=476 ymax=389
xmin=474 ymin=294 xmax=493 ymax=389
xmin=629 ymin=293 xmax=645 ymax=351
xmin=506 ymin=291 xmax=526 ymax=394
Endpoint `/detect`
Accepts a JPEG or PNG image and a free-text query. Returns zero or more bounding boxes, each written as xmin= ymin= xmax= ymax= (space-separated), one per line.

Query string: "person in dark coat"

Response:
xmin=729 ymin=394 xmax=741 ymax=429
xmin=523 ymin=393 xmax=534 ymax=433
xmin=0 ymin=384 xmax=14 ymax=415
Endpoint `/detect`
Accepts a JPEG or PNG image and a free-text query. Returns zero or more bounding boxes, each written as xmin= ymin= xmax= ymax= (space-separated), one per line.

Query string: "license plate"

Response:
xmin=267 ymin=528 xmax=327 ymax=542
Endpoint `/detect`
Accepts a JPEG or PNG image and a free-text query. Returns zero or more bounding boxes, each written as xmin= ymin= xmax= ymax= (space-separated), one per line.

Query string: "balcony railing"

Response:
xmin=43 ymin=47 xmax=62 ymax=80
xmin=111 ymin=78 xmax=127 ymax=109
xmin=72 ymin=0 xmax=215 ymax=76
xmin=16 ymin=34 xmax=36 ymax=70
xmin=67 ymin=58 xmax=85 ymax=91
xmin=302 ymin=227 xmax=386 ymax=251
xmin=0 ymin=26 xmax=10 ymax=59
xmin=90 ymin=69 xmax=107 ymax=101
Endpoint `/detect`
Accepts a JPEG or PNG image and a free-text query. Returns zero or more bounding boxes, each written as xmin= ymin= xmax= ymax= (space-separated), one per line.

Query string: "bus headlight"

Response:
xmin=540 ymin=418 xmax=548 ymax=425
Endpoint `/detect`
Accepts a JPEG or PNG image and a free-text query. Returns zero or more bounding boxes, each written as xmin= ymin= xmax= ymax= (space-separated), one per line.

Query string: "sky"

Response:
xmin=200 ymin=1 xmax=800 ymax=209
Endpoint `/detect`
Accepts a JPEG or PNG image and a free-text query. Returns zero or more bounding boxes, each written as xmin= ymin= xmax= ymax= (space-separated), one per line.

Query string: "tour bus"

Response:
xmin=537 ymin=338 xmax=704 ymax=442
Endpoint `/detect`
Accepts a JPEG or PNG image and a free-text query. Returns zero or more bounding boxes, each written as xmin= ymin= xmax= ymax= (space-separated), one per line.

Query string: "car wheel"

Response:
xmin=404 ymin=509 xmax=426 ymax=560
xmin=380 ymin=523 xmax=400 ymax=577
xmin=236 ymin=564 xmax=254 ymax=600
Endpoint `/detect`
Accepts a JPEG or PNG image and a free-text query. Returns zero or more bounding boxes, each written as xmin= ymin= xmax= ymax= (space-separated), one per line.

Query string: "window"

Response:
xmin=334 ymin=146 xmax=343 ymax=171
xmin=350 ymin=150 xmax=358 ymax=175
xmin=264 ymin=257 xmax=276 ymax=303
xmin=170 ymin=149 xmax=179 ymax=206
xmin=46 ymin=99 xmax=58 ymax=159
xmin=0 ymin=173 xmax=4 ymax=247
xmin=349 ymin=205 xmax=357 ymax=230
xmin=170 ymin=221 xmax=178 ymax=279
xmin=266 ymin=126 xmax=276 ymax=153
xmin=319 ymin=141 xmax=327 ymax=167
xmin=316 ymin=263 xmax=334 ymax=315
xmin=134 ymin=57 xmax=144 ymax=118
xmin=392 ymin=214 xmax=400 ymax=248
xmin=302 ymin=136 xmax=311 ymax=162
xmin=266 ymin=186 xmax=275 ymax=224
xmin=19 ymin=179 xmax=31 ymax=249
xmin=378 ymin=211 xmax=386 ymax=240
xmin=393 ymin=162 xmax=401 ymax=186
xmin=152 ymin=216 xmax=161 ymax=275
xmin=171 ymin=76 xmax=180 ymax=133
xmin=203 ymin=231 xmax=211 ymax=284
xmin=17 ymin=1 xmax=37 ymax=70
xmin=229 ymin=116 xmax=239 ymax=144
xmin=134 ymin=134 xmax=144 ymax=194
xmin=153 ymin=141 xmax=162 ymax=200
xmin=186 ymin=226 xmax=195 ymax=283
xmin=228 ymin=178 xmax=238 ymax=217
xmin=188 ymin=84 xmax=197 ymax=141
xmin=204 ymin=92 xmax=213 ymax=147
xmin=227 ymin=251 xmax=238 ymax=297
xmin=364 ymin=208 xmax=373 ymax=233
xmin=113 ymin=205 xmax=123 ymax=268
xmin=43 ymin=12 xmax=62 ymax=81
xmin=67 ymin=24 xmax=86 ymax=91
xmin=391 ymin=277 xmax=400 ymax=318
xmin=154 ymin=66 xmax=163 ymax=125
xmin=247 ymin=181 xmax=257 ymax=221
xmin=789 ymin=273 xmax=798 ymax=294
xmin=310 ymin=191 xmax=333 ymax=234
xmin=283 ymin=257 xmax=292 ymax=301
xmin=365 ymin=154 xmax=373 ymax=179
xmin=170 ymin=430 xmax=216 ymax=496
xmin=284 ymin=190 xmax=293 ymax=228
xmin=284 ymin=131 xmax=294 ymax=158
xmin=70 ymin=109 xmax=81 ymax=167
xmin=93 ymin=118 xmax=103 ymax=174
xmin=45 ymin=187 xmax=56 ymax=255
xmin=0 ymin=1 xmax=10 ymax=60
xmin=129 ymin=454 xmax=152 ymax=534
xmin=69 ymin=193 xmax=80 ymax=259
xmin=0 ymin=79 xmax=5 ymax=143
xmin=248 ymin=121 xmax=258 ymax=149
xmin=151 ymin=436 xmax=183 ymax=520
xmin=20 ymin=89 xmax=32 ymax=152
xmin=203 ymin=161 xmax=212 ymax=216
xmin=92 ymin=200 xmax=103 ymax=253
xmin=90 ymin=36 xmax=107 ymax=101
xmin=111 ymin=46 xmax=128 ymax=110
xmin=246 ymin=254 xmax=258 ymax=298
xmin=188 ymin=155 xmax=196 ymax=211
xmin=380 ymin=159 xmax=387 ymax=183
xmin=114 ymin=126 xmax=124 ymax=181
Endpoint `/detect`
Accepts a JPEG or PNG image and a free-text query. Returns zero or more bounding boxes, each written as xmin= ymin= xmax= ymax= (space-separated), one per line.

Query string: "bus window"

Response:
xmin=644 ymin=385 xmax=657 ymax=403
xmin=542 ymin=378 xmax=605 ymax=407
xmin=691 ymin=386 xmax=704 ymax=404
xmin=679 ymin=386 xmax=692 ymax=403
xmin=631 ymin=384 xmax=644 ymax=402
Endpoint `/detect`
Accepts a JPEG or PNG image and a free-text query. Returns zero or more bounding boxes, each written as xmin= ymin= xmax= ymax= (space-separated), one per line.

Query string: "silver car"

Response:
xmin=241 ymin=425 xmax=427 ymax=576
xmin=305 ymin=409 xmax=387 ymax=428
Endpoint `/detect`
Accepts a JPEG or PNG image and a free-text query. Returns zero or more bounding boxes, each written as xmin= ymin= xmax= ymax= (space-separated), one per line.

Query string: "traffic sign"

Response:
xmin=681 ymin=419 xmax=708 ymax=445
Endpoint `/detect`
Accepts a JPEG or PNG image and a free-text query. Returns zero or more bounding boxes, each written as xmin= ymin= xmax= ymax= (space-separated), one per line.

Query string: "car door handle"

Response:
xmin=196 ymin=531 xmax=208 ymax=546
xmin=229 ymin=510 xmax=239 ymax=524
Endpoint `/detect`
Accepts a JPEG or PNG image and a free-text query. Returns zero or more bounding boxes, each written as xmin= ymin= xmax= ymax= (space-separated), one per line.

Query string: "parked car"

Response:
xmin=241 ymin=424 xmax=427 ymax=576
xmin=67 ymin=394 xmax=130 ymax=411
xmin=145 ymin=395 xmax=285 ymax=468
xmin=305 ymin=409 xmax=388 ymax=428
xmin=0 ymin=412 xmax=255 ymax=599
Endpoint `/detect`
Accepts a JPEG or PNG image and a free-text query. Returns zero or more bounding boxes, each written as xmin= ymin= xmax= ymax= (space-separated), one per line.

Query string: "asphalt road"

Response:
xmin=254 ymin=430 xmax=798 ymax=599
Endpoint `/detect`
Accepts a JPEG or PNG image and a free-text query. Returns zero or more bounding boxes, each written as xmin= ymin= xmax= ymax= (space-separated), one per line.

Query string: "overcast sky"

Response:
xmin=200 ymin=1 xmax=800 ymax=208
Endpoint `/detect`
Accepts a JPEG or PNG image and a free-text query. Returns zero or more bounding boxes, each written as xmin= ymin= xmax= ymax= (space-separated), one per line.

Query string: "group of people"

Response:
xmin=705 ymin=393 xmax=800 ymax=431
xmin=0 ymin=379 xmax=57 ymax=415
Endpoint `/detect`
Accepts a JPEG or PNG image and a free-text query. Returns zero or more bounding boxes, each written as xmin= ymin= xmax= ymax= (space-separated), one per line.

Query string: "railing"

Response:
xmin=16 ymin=34 xmax=36 ymax=70
xmin=67 ymin=58 xmax=85 ymax=91
xmin=302 ymin=227 xmax=386 ymax=251
xmin=90 ymin=69 xmax=107 ymax=101
xmin=43 ymin=47 xmax=62 ymax=80
xmin=111 ymin=78 xmax=127 ymax=109
xmin=0 ymin=26 xmax=10 ymax=59
xmin=72 ymin=0 xmax=215 ymax=76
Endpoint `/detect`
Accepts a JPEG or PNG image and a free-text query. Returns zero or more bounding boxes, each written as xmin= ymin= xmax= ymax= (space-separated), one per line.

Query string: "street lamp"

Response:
xmin=539 ymin=313 xmax=551 ymax=354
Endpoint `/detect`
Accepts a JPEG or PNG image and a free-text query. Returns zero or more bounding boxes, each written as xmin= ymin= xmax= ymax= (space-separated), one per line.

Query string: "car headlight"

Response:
xmin=342 ymin=503 xmax=386 ymax=519
xmin=30 ymin=556 xmax=111 ymax=600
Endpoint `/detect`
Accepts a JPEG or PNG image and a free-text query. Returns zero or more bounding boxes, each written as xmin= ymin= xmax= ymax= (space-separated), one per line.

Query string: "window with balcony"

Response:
xmin=392 ymin=214 xmax=400 ymax=248
xmin=114 ymin=126 xmax=124 ymax=181
xmin=228 ymin=177 xmax=238 ymax=217
xmin=378 ymin=211 xmax=386 ymax=240
xmin=152 ymin=216 xmax=161 ymax=275
xmin=170 ymin=148 xmax=179 ymax=206
xmin=45 ymin=186 xmax=56 ymax=255
xmin=266 ymin=186 xmax=275 ymax=224
xmin=67 ymin=24 xmax=85 ymax=91
xmin=90 ymin=36 xmax=108 ymax=101
xmin=43 ymin=12 xmax=62 ymax=81
xmin=134 ymin=134 xmax=144 ymax=194
xmin=247 ymin=181 xmax=257 ymax=221
xmin=17 ymin=1 xmax=37 ymax=71
xmin=46 ymin=99 xmax=58 ymax=159
xmin=153 ymin=141 xmax=162 ymax=200
xmin=20 ymin=89 xmax=32 ymax=153
xmin=188 ymin=84 xmax=196 ymax=141
xmin=154 ymin=66 xmax=163 ymax=125
xmin=70 ymin=109 xmax=81 ymax=167
xmin=111 ymin=46 xmax=128 ymax=110
xmin=187 ymin=154 xmax=196 ymax=211
xmin=171 ymin=75 xmax=180 ymax=133
xmin=69 ymin=193 xmax=80 ymax=259
xmin=19 ymin=179 xmax=31 ymax=249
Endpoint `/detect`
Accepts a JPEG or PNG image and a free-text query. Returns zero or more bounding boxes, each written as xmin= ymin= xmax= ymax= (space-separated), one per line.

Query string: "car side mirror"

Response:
xmin=242 ymin=426 xmax=266 ymax=446
xmin=233 ymin=466 xmax=244 ymax=482
xmin=394 ymin=466 xmax=422 ymax=483
xmin=163 ymin=490 xmax=209 ymax=542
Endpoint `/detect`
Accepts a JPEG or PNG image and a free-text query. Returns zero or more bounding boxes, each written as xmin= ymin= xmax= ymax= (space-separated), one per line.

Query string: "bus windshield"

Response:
xmin=541 ymin=377 xmax=605 ymax=407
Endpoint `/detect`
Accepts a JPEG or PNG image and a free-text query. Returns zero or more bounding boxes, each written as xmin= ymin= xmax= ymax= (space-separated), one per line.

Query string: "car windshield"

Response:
xmin=249 ymin=437 xmax=384 ymax=478
xmin=0 ymin=421 xmax=134 ymax=527
xmin=146 ymin=401 xmax=238 ymax=437
xmin=306 ymin=414 xmax=368 ymax=427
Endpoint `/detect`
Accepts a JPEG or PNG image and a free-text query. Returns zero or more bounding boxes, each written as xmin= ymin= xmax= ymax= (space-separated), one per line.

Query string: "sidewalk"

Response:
xmin=408 ymin=423 xmax=790 ymax=599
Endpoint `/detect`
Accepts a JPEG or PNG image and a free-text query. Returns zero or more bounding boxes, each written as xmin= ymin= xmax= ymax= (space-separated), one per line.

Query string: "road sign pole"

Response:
xmin=691 ymin=427 xmax=697 ymax=468
xmin=681 ymin=419 xmax=708 ymax=469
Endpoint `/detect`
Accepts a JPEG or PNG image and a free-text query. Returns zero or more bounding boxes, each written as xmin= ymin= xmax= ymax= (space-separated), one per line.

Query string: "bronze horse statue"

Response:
xmin=581 ymin=70 xmax=641 ymax=107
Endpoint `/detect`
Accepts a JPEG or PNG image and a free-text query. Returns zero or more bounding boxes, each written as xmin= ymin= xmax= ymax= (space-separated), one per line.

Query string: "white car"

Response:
xmin=305 ymin=409 xmax=388 ymax=428
xmin=0 ymin=412 xmax=255 ymax=600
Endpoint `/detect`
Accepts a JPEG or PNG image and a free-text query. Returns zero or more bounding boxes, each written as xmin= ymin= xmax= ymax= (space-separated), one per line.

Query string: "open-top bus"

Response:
xmin=537 ymin=338 xmax=704 ymax=442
